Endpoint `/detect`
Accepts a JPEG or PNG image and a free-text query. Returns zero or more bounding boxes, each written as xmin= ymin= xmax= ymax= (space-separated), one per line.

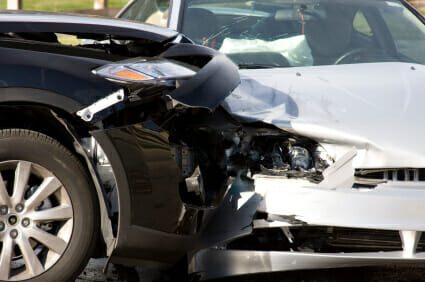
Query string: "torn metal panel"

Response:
xmin=222 ymin=62 xmax=425 ymax=168
xmin=319 ymin=147 xmax=356 ymax=189
xmin=198 ymin=181 xmax=262 ymax=247
xmin=253 ymin=219 xmax=293 ymax=229
xmin=256 ymin=176 xmax=425 ymax=231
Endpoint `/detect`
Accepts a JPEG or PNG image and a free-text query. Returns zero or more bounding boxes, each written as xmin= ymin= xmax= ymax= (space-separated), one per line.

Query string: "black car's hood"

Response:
xmin=223 ymin=62 xmax=425 ymax=168
xmin=0 ymin=13 xmax=240 ymax=119
xmin=0 ymin=11 xmax=178 ymax=42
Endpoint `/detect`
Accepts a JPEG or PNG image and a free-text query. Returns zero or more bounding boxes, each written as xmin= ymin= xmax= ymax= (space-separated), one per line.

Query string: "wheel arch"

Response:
xmin=0 ymin=87 xmax=83 ymax=113
xmin=0 ymin=100 xmax=116 ymax=257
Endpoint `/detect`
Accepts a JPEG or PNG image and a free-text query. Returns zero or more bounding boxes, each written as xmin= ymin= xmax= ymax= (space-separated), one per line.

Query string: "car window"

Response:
xmin=182 ymin=0 xmax=425 ymax=68
xmin=353 ymin=11 xmax=373 ymax=37
xmin=120 ymin=0 xmax=170 ymax=27
xmin=380 ymin=3 xmax=425 ymax=64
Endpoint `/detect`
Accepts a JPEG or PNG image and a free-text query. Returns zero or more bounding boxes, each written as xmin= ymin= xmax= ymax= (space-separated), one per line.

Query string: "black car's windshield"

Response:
xmin=182 ymin=0 xmax=425 ymax=68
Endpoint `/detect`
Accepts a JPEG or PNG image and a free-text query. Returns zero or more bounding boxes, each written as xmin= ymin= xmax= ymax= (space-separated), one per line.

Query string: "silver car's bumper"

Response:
xmin=190 ymin=249 xmax=425 ymax=280
xmin=255 ymin=176 xmax=425 ymax=231
xmin=190 ymin=175 xmax=425 ymax=280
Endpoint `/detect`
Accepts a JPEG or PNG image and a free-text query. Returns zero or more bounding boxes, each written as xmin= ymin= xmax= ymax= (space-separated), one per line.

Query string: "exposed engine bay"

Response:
xmin=162 ymin=107 xmax=333 ymax=207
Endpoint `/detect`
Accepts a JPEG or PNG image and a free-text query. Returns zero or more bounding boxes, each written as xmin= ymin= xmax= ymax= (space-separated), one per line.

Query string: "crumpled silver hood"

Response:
xmin=222 ymin=62 xmax=425 ymax=168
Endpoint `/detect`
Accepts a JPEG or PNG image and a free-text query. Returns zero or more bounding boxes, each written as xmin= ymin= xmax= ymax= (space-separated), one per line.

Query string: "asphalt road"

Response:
xmin=77 ymin=259 xmax=425 ymax=282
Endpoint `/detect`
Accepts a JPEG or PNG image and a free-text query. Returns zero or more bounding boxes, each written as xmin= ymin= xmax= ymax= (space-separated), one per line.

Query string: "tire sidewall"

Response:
xmin=0 ymin=131 xmax=98 ymax=282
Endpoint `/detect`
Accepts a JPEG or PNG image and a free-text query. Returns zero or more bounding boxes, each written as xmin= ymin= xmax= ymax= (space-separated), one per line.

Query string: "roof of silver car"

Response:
xmin=0 ymin=11 xmax=178 ymax=42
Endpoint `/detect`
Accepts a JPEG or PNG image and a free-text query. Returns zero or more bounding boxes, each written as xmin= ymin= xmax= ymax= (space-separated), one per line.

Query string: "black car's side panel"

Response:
xmin=91 ymin=122 xmax=264 ymax=264
xmin=0 ymin=46 xmax=121 ymax=111
xmin=92 ymin=126 xmax=197 ymax=263
xmin=97 ymin=124 xmax=185 ymax=232
xmin=0 ymin=88 xmax=81 ymax=112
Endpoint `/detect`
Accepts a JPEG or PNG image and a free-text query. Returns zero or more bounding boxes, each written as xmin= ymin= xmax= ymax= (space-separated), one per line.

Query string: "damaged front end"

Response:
xmin=75 ymin=42 xmax=244 ymax=263
xmin=38 ymin=18 xmax=425 ymax=278
xmin=80 ymin=49 xmax=425 ymax=278
xmin=7 ymin=11 xmax=425 ymax=281
xmin=188 ymin=125 xmax=425 ymax=279
xmin=182 ymin=60 xmax=425 ymax=279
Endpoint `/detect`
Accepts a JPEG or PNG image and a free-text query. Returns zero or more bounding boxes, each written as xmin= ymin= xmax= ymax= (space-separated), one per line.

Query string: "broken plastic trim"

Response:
xmin=77 ymin=89 xmax=125 ymax=122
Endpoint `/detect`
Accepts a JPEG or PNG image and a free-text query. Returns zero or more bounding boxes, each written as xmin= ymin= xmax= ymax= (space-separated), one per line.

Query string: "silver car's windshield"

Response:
xmin=182 ymin=0 xmax=425 ymax=68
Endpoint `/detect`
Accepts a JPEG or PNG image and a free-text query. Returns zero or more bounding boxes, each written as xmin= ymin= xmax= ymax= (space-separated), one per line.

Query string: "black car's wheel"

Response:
xmin=0 ymin=129 xmax=98 ymax=281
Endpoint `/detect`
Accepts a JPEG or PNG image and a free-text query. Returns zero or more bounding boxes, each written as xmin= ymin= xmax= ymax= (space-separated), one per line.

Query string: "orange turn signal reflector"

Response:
xmin=111 ymin=69 xmax=151 ymax=81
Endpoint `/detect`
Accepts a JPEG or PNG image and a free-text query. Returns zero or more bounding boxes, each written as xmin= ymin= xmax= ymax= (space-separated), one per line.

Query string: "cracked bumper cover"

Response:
xmin=189 ymin=176 xmax=425 ymax=279
xmin=256 ymin=176 xmax=425 ymax=231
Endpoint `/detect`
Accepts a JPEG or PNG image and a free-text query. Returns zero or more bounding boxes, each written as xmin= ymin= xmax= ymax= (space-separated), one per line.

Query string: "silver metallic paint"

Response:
xmin=223 ymin=63 xmax=425 ymax=168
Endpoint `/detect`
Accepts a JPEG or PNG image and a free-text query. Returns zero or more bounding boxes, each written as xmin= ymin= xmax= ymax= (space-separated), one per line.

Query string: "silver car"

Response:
xmin=118 ymin=0 xmax=425 ymax=279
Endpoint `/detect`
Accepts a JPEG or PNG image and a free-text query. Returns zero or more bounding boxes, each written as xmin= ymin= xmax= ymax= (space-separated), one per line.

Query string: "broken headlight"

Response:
xmin=93 ymin=59 xmax=197 ymax=84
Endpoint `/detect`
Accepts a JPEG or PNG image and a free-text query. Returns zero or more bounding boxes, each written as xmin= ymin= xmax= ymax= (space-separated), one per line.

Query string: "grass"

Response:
xmin=0 ymin=0 xmax=129 ymax=12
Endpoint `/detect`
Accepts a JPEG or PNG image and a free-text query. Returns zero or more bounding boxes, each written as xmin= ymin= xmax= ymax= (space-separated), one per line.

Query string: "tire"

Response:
xmin=0 ymin=129 xmax=98 ymax=282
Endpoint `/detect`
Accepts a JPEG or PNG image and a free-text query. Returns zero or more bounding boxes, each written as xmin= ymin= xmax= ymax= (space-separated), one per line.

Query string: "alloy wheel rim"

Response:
xmin=0 ymin=161 xmax=74 ymax=281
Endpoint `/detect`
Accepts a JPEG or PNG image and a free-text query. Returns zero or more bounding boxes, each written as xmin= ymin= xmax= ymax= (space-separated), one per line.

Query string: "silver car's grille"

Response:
xmin=356 ymin=168 xmax=425 ymax=182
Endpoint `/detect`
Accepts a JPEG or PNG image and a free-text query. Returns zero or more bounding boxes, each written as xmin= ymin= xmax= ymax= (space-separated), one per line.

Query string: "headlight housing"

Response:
xmin=93 ymin=59 xmax=197 ymax=84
